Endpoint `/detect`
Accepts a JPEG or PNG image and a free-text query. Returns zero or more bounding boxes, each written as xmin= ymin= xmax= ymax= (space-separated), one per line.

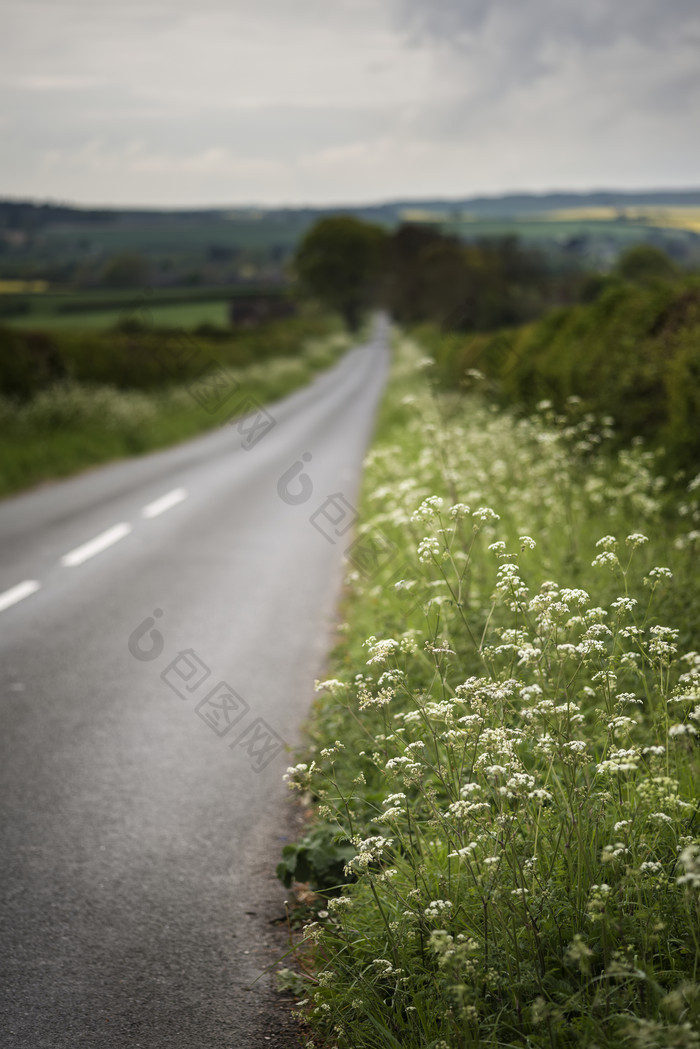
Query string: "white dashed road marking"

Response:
xmin=61 ymin=523 xmax=133 ymax=568
xmin=141 ymin=488 xmax=188 ymax=519
xmin=0 ymin=580 xmax=41 ymax=613
xmin=4 ymin=487 xmax=186 ymax=608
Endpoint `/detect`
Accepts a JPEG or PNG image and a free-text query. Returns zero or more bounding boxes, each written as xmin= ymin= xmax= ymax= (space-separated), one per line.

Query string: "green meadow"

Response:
xmin=8 ymin=298 xmax=231 ymax=332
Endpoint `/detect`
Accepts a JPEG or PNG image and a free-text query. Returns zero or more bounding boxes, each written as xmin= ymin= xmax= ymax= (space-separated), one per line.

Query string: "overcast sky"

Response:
xmin=2 ymin=0 xmax=699 ymax=207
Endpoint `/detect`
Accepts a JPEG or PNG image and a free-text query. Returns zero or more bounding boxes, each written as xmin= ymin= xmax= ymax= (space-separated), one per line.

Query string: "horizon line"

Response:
xmin=2 ymin=185 xmax=700 ymax=214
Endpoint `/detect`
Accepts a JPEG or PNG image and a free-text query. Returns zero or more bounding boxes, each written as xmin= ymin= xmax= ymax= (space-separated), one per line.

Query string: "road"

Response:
xmin=0 ymin=319 xmax=390 ymax=1048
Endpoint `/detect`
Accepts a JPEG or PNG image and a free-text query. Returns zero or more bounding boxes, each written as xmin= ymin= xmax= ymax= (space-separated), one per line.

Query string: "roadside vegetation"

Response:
xmin=278 ymin=335 xmax=700 ymax=1049
xmin=296 ymin=223 xmax=698 ymax=477
xmin=0 ymin=310 xmax=348 ymax=497
xmin=417 ymin=251 xmax=700 ymax=478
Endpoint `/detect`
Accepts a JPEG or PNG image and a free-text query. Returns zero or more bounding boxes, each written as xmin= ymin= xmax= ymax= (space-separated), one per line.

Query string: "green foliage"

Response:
xmin=615 ymin=243 xmax=679 ymax=285
xmin=0 ymin=321 xmax=350 ymax=496
xmin=295 ymin=219 xmax=582 ymax=336
xmin=275 ymin=967 xmax=312 ymax=995
xmin=0 ymin=309 xmax=335 ymax=397
xmin=0 ymin=327 xmax=66 ymax=398
xmin=100 ymin=251 xmax=151 ymax=288
xmin=386 ymin=226 xmax=558 ymax=331
xmin=276 ymin=824 xmax=357 ymax=891
xmin=281 ymin=337 xmax=700 ymax=1049
xmin=421 ymin=276 xmax=700 ymax=477
xmin=294 ymin=216 xmax=388 ymax=330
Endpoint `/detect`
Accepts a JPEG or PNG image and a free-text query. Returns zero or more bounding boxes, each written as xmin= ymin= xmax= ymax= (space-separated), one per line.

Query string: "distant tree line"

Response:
xmin=0 ymin=201 xmax=117 ymax=230
xmin=293 ymin=216 xmax=700 ymax=474
xmin=293 ymin=216 xmax=583 ymax=332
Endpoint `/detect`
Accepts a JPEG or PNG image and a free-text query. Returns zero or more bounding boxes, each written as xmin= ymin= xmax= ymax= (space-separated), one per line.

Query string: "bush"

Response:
xmin=277 ymin=825 xmax=356 ymax=892
xmin=0 ymin=326 xmax=66 ymax=399
xmin=422 ymin=277 xmax=700 ymax=477
xmin=615 ymin=244 xmax=679 ymax=285
xmin=0 ymin=308 xmax=339 ymax=397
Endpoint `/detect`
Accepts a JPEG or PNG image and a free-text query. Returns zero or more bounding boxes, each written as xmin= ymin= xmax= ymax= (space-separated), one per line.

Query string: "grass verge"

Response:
xmin=0 ymin=326 xmax=350 ymax=498
xmin=278 ymin=335 xmax=700 ymax=1049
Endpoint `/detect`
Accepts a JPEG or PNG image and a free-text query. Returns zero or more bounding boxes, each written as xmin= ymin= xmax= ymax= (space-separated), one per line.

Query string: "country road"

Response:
xmin=0 ymin=319 xmax=390 ymax=1048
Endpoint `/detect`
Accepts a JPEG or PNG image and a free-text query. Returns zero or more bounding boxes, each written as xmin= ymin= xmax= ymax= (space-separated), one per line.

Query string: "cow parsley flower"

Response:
xmin=418 ymin=537 xmax=442 ymax=563
xmin=472 ymin=506 xmax=500 ymax=523
xmin=669 ymin=723 xmax=698 ymax=738
xmin=364 ymin=636 xmax=399 ymax=664
xmin=676 ymin=845 xmax=700 ymax=890
xmin=411 ymin=496 xmax=443 ymax=523
xmin=625 ymin=533 xmax=649 ymax=547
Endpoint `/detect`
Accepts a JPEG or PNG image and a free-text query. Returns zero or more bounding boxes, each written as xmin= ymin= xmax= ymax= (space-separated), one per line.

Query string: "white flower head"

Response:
xmin=411 ymin=496 xmax=444 ymax=523
xmin=472 ymin=506 xmax=500 ymax=524
xmin=418 ymin=537 xmax=443 ymax=563
xmin=625 ymin=533 xmax=648 ymax=546
xmin=669 ymin=723 xmax=698 ymax=738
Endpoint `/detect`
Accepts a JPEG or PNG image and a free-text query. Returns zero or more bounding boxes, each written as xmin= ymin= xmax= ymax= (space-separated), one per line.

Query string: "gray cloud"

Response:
xmin=391 ymin=0 xmax=700 ymax=157
xmin=398 ymin=0 xmax=700 ymax=52
xmin=1 ymin=0 xmax=698 ymax=205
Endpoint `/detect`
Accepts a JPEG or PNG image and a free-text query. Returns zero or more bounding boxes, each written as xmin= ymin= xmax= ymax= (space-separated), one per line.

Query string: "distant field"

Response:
xmin=0 ymin=280 xmax=49 ymax=293
xmin=545 ymin=205 xmax=700 ymax=233
xmin=0 ymin=208 xmax=314 ymax=287
xmin=441 ymin=216 xmax=665 ymax=242
xmin=0 ymin=285 xmax=288 ymax=332
xmin=8 ymin=299 xmax=231 ymax=331
xmin=398 ymin=206 xmax=700 ymax=252
xmin=38 ymin=214 xmax=312 ymax=256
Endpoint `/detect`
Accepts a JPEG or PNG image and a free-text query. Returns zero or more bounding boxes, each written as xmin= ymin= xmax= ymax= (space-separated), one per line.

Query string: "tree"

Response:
xmin=293 ymin=216 xmax=388 ymax=330
xmin=101 ymin=252 xmax=150 ymax=288
xmin=615 ymin=243 xmax=678 ymax=285
xmin=385 ymin=223 xmax=471 ymax=326
xmin=385 ymin=225 xmax=552 ymax=331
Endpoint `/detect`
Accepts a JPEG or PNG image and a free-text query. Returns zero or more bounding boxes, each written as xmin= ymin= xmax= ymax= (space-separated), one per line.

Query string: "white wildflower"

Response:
xmin=411 ymin=496 xmax=443 ymax=523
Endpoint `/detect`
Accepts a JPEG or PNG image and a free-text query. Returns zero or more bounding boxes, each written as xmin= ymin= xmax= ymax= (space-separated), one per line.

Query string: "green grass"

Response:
xmin=442 ymin=218 xmax=660 ymax=241
xmin=278 ymin=335 xmax=700 ymax=1049
xmin=8 ymin=299 xmax=232 ymax=331
xmin=0 ymin=326 xmax=351 ymax=498
xmin=38 ymin=214 xmax=311 ymax=253
xmin=0 ymin=284 xmax=288 ymax=328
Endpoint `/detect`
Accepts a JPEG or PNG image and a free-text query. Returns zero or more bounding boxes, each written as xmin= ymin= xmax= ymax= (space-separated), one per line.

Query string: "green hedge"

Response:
xmin=421 ymin=277 xmax=700 ymax=476
xmin=0 ymin=308 xmax=334 ymax=399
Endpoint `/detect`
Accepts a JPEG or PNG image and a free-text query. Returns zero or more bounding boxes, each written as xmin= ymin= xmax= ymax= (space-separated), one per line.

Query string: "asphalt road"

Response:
xmin=0 ymin=319 xmax=390 ymax=1048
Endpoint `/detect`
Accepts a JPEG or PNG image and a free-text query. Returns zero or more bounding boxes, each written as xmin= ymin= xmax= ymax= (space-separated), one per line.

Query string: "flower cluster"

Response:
xmin=282 ymin=337 xmax=700 ymax=1049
